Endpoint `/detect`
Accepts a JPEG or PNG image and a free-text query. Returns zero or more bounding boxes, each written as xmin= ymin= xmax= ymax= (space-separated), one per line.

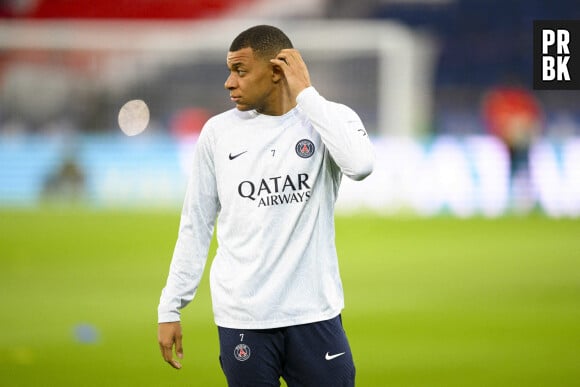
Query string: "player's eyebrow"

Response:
xmin=227 ymin=62 xmax=244 ymax=70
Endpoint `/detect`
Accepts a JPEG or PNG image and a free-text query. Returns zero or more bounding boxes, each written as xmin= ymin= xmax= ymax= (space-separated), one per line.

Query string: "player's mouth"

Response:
xmin=230 ymin=95 xmax=252 ymax=111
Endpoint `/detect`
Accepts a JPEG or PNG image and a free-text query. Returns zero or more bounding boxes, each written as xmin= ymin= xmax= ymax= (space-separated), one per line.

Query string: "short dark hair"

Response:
xmin=229 ymin=25 xmax=293 ymax=60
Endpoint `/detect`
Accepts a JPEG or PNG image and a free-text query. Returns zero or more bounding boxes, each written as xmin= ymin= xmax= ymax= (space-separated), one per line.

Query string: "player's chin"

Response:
xmin=234 ymin=102 xmax=253 ymax=111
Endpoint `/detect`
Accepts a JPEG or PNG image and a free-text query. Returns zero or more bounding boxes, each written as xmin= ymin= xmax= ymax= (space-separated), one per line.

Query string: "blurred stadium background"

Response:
xmin=1 ymin=1 xmax=580 ymax=386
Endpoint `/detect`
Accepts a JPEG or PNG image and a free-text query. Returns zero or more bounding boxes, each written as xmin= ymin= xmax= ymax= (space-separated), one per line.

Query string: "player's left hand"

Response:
xmin=271 ymin=49 xmax=312 ymax=102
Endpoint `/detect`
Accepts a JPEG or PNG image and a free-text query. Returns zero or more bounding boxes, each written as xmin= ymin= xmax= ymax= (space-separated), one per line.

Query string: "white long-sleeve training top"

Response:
xmin=158 ymin=87 xmax=374 ymax=329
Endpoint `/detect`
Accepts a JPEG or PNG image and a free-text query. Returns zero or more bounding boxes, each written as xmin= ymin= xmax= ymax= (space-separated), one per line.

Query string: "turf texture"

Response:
xmin=1 ymin=209 xmax=579 ymax=386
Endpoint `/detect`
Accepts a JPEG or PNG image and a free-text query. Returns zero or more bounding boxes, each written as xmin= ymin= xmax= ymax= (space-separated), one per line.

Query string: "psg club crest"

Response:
xmin=295 ymin=139 xmax=315 ymax=158
xmin=234 ymin=344 xmax=251 ymax=361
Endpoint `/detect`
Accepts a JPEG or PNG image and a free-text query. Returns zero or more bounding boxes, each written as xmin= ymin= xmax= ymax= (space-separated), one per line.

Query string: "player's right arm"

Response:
xmin=157 ymin=122 xmax=219 ymax=368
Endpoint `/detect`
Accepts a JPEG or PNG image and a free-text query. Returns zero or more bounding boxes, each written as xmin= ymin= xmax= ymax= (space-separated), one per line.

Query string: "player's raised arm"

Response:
xmin=272 ymin=49 xmax=374 ymax=181
xmin=298 ymin=88 xmax=374 ymax=181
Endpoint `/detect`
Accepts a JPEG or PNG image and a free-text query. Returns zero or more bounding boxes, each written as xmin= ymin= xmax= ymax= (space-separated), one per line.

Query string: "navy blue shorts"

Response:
xmin=218 ymin=315 xmax=355 ymax=387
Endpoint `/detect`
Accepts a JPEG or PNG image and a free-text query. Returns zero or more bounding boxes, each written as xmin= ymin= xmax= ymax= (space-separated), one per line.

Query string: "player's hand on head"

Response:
xmin=158 ymin=322 xmax=184 ymax=369
xmin=271 ymin=49 xmax=312 ymax=101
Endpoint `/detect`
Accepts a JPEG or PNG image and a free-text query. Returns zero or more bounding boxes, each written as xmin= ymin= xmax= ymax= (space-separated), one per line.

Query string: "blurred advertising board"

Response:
xmin=1 ymin=134 xmax=578 ymax=217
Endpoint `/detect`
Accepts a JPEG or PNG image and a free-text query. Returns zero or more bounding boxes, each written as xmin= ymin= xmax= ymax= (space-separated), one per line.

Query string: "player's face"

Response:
xmin=225 ymin=47 xmax=276 ymax=114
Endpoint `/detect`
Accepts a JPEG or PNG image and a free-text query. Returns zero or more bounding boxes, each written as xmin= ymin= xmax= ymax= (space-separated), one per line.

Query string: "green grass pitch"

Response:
xmin=1 ymin=209 xmax=579 ymax=386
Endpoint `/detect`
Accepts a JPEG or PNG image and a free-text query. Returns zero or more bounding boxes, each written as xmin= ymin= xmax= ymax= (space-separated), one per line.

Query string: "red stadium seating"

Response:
xmin=1 ymin=0 xmax=255 ymax=19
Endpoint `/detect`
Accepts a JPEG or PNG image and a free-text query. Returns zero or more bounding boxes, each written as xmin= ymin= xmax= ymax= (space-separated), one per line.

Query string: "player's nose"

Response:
xmin=224 ymin=73 xmax=236 ymax=90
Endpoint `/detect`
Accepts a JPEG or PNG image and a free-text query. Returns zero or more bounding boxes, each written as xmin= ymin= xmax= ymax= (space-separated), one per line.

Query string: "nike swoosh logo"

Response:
xmin=325 ymin=352 xmax=345 ymax=361
xmin=229 ymin=151 xmax=248 ymax=160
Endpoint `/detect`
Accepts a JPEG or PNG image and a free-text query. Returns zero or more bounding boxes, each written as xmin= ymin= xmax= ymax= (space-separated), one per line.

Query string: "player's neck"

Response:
xmin=256 ymin=87 xmax=296 ymax=116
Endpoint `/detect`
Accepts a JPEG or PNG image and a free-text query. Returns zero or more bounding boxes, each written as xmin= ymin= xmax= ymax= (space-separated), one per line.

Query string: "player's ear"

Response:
xmin=271 ymin=61 xmax=283 ymax=83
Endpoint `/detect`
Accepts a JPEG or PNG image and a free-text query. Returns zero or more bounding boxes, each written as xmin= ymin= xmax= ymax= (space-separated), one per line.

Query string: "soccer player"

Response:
xmin=158 ymin=25 xmax=374 ymax=386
